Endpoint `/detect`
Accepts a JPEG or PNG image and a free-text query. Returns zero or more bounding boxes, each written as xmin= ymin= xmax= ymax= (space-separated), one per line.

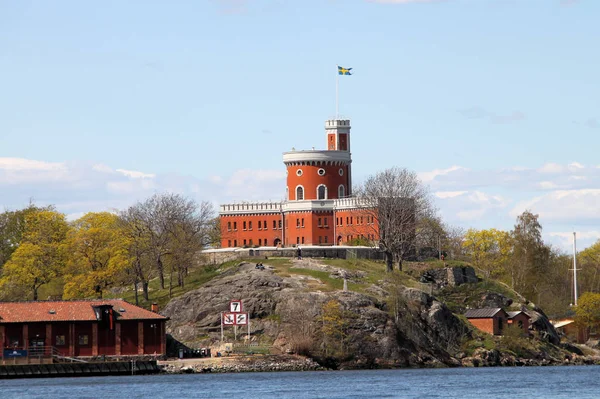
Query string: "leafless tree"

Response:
xmin=121 ymin=193 xmax=214 ymax=294
xmin=356 ymin=167 xmax=436 ymax=272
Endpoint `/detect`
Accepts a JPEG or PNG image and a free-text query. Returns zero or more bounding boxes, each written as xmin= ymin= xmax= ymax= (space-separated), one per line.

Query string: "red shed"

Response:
xmin=465 ymin=308 xmax=509 ymax=335
xmin=507 ymin=311 xmax=530 ymax=334
xmin=0 ymin=299 xmax=167 ymax=364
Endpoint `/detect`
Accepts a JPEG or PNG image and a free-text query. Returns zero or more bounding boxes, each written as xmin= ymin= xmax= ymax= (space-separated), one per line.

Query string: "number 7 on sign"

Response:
xmin=230 ymin=300 xmax=242 ymax=313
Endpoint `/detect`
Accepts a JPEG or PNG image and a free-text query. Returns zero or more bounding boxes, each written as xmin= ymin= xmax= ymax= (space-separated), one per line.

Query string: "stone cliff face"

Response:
xmin=162 ymin=262 xmax=472 ymax=367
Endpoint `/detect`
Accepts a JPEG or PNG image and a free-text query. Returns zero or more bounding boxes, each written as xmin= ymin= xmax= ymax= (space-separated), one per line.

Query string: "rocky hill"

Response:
xmin=161 ymin=258 xmax=583 ymax=369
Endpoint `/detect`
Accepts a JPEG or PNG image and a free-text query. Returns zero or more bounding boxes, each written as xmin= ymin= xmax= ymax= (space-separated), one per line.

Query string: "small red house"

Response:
xmin=0 ymin=299 xmax=167 ymax=364
xmin=507 ymin=311 xmax=530 ymax=334
xmin=465 ymin=308 xmax=509 ymax=335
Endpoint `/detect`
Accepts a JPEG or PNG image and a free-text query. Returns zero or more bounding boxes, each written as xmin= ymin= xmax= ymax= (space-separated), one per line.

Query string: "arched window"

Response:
xmin=317 ymin=185 xmax=327 ymax=200
xmin=296 ymin=186 xmax=304 ymax=200
xmin=338 ymin=185 xmax=345 ymax=198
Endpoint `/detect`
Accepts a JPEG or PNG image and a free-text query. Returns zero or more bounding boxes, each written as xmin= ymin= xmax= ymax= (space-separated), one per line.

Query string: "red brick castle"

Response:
xmin=220 ymin=119 xmax=378 ymax=248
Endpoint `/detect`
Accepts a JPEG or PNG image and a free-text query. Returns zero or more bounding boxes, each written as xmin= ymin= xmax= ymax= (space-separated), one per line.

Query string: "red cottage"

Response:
xmin=0 ymin=299 xmax=167 ymax=364
xmin=465 ymin=308 xmax=509 ymax=336
xmin=507 ymin=311 xmax=530 ymax=334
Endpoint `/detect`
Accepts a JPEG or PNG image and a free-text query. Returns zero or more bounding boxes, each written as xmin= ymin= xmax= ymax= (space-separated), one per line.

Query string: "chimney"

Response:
xmin=151 ymin=303 xmax=159 ymax=313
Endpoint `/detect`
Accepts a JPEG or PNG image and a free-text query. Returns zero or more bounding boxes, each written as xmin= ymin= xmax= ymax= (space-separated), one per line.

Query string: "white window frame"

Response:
xmin=317 ymin=184 xmax=327 ymax=200
xmin=295 ymin=185 xmax=305 ymax=201
xmin=338 ymin=185 xmax=345 ymax=198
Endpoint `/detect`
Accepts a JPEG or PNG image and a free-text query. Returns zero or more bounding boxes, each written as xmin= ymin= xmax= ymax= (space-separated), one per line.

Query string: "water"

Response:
xmin=1 ymin=366 xmax=599 ymax=399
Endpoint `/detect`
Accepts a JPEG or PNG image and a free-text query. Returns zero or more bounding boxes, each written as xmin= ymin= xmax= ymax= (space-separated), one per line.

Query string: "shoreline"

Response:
xmin=158 ymin=352 xmax=600 ymax=374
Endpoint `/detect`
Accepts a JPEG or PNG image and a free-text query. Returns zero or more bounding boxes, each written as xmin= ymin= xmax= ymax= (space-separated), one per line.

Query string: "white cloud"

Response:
xmin=116 ymin=169 xmax=156 ymax=179
xmin=548 ymin=230 xmax=600 ymax=252
xmin=538 ymin=163 xmax=564 ymax=174
xmin=0 ymin=158 xmax=66 ymax=171
xmin=418 ymin=165 xmax=467 ymax=182
xmin=434 ymin=190 xmax=510 ymax=223
xmin=510 ymin=189 xmax=600 ymax=223
xmin=538 ymin=181 xmax=558 ymax=190
xmin=434 ymin=191 xmax=467 ymax=199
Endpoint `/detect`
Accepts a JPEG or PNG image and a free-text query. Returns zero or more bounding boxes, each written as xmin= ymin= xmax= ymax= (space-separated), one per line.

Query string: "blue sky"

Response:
xmin=1 ymin=0 xmax=599 ymax=250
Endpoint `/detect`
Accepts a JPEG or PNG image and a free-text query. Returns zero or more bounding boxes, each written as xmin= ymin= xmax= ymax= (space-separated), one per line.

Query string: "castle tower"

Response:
xmin=326 ymin=119 xmax=351 ymax=152
xmin=283 ymin=119 xmax=353 ymax=201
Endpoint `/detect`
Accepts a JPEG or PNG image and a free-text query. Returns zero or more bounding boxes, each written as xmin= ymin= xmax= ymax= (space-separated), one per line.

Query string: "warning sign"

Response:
xmin=223 ymin=313 xmax=236 ymax=325
xmin=235 ymin=313 xmax=248 ymax=325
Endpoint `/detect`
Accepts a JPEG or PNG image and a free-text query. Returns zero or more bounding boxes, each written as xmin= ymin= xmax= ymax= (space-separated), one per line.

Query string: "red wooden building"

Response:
xmin=465 ymin=308 xmax=531 ymax=336
xmin=464 ymin=308 xmax=509 ymax=335
xmin=0 ymin=299 xmax=167 ymax=363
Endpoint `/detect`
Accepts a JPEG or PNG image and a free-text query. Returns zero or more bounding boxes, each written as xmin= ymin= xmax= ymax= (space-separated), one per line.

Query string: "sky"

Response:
xmin=1 ymin=0 xmax=599 ymax=251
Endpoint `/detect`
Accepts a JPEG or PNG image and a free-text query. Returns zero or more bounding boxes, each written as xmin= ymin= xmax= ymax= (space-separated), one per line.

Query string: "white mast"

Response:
xmin=573 ymin=231 xmax=578 ymax=306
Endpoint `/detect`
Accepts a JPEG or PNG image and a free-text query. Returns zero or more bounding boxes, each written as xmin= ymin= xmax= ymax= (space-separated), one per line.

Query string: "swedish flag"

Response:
xmin=338 ymin=66 xmax=352 ymax=75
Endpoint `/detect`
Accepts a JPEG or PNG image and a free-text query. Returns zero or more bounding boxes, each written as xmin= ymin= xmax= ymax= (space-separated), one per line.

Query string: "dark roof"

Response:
xmin=464 ymin=308 xmax=506 ymax=319
xmin=0 ymin=299 xmax=167 ymax=323
xmin=507 ymin=311 xmax=528 ymax=319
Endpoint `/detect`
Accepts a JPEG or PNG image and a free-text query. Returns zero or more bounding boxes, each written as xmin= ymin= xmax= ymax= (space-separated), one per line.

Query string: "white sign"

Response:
xmin=229 ymin=300 xmax=242 ymax=313
xmin=223 ymin=313 xmax=236 ymax=325
xmin=235 ymin=313 xmax=248 ymax=325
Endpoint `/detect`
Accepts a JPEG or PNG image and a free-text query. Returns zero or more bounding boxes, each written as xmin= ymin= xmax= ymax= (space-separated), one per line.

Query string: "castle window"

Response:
xmin=249 ymin=221 xmax=253 ymax=230
xmin=318 ymin=168 xmax=326 ymax=176
xmin=273 ymin=220 xmax=277 ymax=229
xmin=296 ymin=186 xmax=304 ymax=200
xmin=234 ymin=222 xmax=237 ymax=231
xmin=297 ymin=237 xmax=300 ymax=244
xmin=243 ymin=221 xmax=247 ymax=230
xmin=339 ymin=168 xmax=344 ymax=176
xmin=258 ymin=221 xmax=262 ymax=230
xmin=249 ymin=239 xmax=253 ymax=246
xmin=264 ymin=220 xmax=267 ymax=229
xmin=244 ymin=239 xmax=247 ymax=246
xmin=265 ymin=239 xmax=268 ymax=246
xmin=227 ymin=222 xmax=231 ymax=231
xmin=318 ymin=218 xmax=322 ymax=227
xmin=301 ymin=237 xmax=305 ymax=244
xmin=317 ymin=185 xmax=327 ymax=200
xmin=324 ymin=236 xmax=328 ymax=244
xmin=338 ymin=185 xmax=345 ymax=198
xmin=234 ymin=240 xmax=237 ymax=247
xmin=297 ymin=219 xmax=300 ymax=228
xmin=301 ymin=218 xmax=305 ymax=227
xmin=228 ymin=240 xmax=231 ymax=247
xmin=259 ymin=239 xmax=262 ymax=246
xmin=278 ymin=220 xmax=282 ymax=229
xmin=324 ymin=218 xmax=328 ymax=227
xmin=296 ymin=169 xmax=303 ymax=177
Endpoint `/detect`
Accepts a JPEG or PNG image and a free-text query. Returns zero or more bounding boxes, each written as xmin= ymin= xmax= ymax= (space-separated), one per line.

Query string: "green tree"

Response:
xmin=462 ymin=228 xmax=511 ymax=279
xmin=574 ymin=292 xmax=600 ymax=329
xmin=0 ymin=203 xmax=51 ymax=269
xmin=0 ymin=210 xmax=68 ymax=300
xmin=320 ymin=300 xmax=352 ymax=356
xmin=63 ymin=212 xmax=130 ymax=299
xmin=509 ymin=210 xmax=550 ymax=302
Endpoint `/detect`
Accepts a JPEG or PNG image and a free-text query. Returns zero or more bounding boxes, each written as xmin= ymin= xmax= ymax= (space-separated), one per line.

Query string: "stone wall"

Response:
xmin=202 ymin=247 xmax=386 ymax=262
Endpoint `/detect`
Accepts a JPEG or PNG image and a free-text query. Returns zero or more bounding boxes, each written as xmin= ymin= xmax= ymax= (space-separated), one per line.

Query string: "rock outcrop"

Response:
xmin=162 ymin=262 xmax=471 ymax=368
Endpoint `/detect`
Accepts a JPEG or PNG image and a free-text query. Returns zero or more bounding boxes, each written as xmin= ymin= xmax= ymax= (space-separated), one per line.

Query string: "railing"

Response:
xmin=2 ymin=346 xmax=88 ymax=365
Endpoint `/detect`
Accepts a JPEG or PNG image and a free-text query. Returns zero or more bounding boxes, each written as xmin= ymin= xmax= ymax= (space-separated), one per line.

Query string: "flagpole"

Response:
xmin=335 ymin=65 xmax=339 ymax=120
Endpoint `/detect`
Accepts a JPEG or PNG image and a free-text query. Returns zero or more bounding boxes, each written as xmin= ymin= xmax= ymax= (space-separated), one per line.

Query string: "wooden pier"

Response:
xmin=0 ymin=360 xmax=161 ymax=379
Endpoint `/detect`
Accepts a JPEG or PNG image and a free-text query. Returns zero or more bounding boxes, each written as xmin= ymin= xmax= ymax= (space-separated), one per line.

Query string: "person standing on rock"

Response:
xmin=296 ymin=247 xmax=302 ymax=260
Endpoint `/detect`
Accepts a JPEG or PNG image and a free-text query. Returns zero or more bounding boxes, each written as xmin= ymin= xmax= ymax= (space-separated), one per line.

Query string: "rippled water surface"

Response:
xmin=1 ymin=366 xmax=599 ymax=398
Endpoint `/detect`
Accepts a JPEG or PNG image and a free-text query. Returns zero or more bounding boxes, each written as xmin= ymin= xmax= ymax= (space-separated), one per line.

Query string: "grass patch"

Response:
xmin=105 ymin=262 xmax=234 ymax=309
